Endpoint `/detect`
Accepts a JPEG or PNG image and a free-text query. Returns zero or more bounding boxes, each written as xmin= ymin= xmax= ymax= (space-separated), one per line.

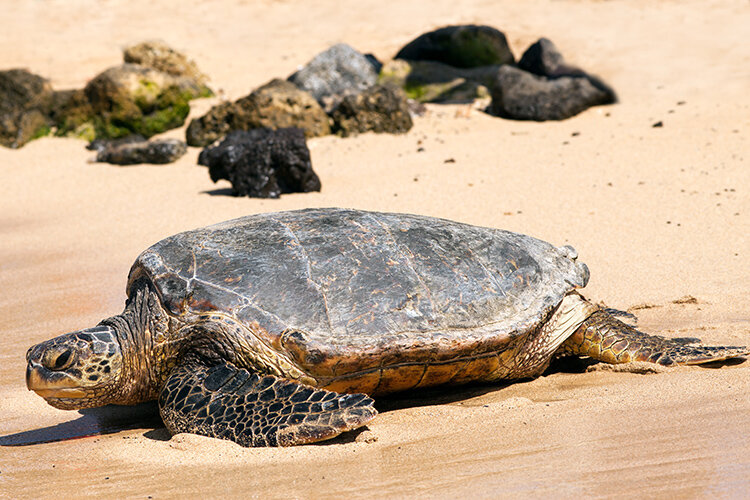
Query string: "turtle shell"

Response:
xmin=126 ymin=208 xmax=589 ymax=390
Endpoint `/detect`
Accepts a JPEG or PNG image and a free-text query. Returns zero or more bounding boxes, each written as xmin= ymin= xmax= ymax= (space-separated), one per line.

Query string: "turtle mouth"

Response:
xmin=26 ymin=362 xmax=87 ymax=399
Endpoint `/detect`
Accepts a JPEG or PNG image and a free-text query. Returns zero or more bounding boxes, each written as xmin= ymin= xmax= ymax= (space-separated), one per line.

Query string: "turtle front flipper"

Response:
xmin=158 ymin=361 xmax=377 ymax=447
xmin=559 ymin=309 xmax=749 ymax=365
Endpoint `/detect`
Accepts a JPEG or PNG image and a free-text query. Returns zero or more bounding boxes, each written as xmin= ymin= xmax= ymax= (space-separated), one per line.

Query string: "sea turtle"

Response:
xmin=26 ymin=208 xmax=748 ymax=447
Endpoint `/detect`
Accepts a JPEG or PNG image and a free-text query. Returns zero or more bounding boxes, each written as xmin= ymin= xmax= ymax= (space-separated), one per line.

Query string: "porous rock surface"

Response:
xmin=186 ymin=79 xmax=331 ymax=147
xmin=331 ymin=84 xmax=413 ymax=137
xmin=95 ymin=137 xmax=187 ymax=165
xmin=288 ymin=43 xmax=379 ymax=110
xmin=198 ymin=128 xmax=320 ymax=198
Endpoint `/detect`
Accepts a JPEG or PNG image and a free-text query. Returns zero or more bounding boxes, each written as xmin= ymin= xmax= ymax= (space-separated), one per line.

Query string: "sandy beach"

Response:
xmin=1 ymin=0 xmax=749 ymax=497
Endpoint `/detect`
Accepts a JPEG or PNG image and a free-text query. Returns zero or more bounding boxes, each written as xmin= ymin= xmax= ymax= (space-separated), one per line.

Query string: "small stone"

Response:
xmin=395 ymin=25 xmax=515 ymax=68
xmin=652 ymin=121 xmax=663 ymax=128
xmin=289 ymin=43 xmax=379 ymax=109
xmin=355 ymin=430 xmax=378 ymax=444
xmin=95 ymin=138 xmax=187 ymax=165
xmin=198 ymin=128 xmax=320 ymax=198
xmin=87 ymin=134 xmax=146 ymax=153
xmin=672 ymin=295 xmax=698 ymax=305
xmin=331 ymin=84 xmax=413 ymax=137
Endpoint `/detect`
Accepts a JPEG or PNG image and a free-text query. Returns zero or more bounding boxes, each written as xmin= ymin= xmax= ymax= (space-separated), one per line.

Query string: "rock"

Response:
xmin=85 ymin=63 xmax=205 ymax=139
xmin=0 ymin=69 xmax=54 ymax=148
xmin=186 ymin=79 xmax=330 ymax=147
xmin=87 ymin=134 xmax=146 ymax=152
xmin=95 ymin=137 xmax=187 ymax=165
xmin=123 ymin=40 xmax=213 ymax=96
xmin=518 ymin=38 xmax=572 ymax=78
xmin=331 ymin=84 xmax=413 ymax=137
xmin=379 ymin=59 xmax=497 ymax=103
xmin=518 ymin=38 xmax=616 ymax=98
xmin=395 ymin=25 xmax=515 ymax=69
xmin=49 ymin=89 xmax=96 ymax=141
xmin=488 ymin=65 xmax=615 ymax=121
xmin=198 ymin=128 xmax=320 ymax=198
xmin=288 ymin=43 xmax=379 ymax=110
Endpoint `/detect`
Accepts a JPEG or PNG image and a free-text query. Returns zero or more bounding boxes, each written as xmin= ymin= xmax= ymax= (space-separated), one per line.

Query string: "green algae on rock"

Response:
xmin=379 ymin=59 xmax=497 ymax=103
xmin=84 ymin=64 xmax=202 ymax=139
xmin=0 ymin=69 xmax=55 ymax=148
xmin=395 ymin=25 xmax=515 ymax=69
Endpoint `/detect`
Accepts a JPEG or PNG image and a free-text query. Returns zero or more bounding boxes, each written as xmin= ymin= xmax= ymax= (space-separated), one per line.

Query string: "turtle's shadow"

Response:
xmin=373 ymin=355 xmax=596 ymax=413
xmin=0 ymin=402 xmax=161 ymax=446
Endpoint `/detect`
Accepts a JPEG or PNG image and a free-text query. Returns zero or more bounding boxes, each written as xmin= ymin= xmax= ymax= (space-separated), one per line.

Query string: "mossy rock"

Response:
xmin=395 ymin=25 xmax=515 ymax=69
xmin=49 ymin=89 xmax=96 ymax=141
xmin=379 ymin=59 xmax=498 ymax=103
xmin=0 ymin=69 xmax=55 ymax=148
xmin=123 ymin=41 xmax=213 ymax=97
xmin=84 ymin=64 xmax=200 ymax=139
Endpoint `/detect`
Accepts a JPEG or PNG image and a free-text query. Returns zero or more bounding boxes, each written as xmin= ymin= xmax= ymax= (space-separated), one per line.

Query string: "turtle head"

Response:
xmin=26 ymin=325 xmax=125 ymax=410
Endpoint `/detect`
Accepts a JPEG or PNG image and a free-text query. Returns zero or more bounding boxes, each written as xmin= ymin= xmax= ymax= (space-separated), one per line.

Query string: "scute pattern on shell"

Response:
xmin=126 ymin=208 xmax=589 ymax=369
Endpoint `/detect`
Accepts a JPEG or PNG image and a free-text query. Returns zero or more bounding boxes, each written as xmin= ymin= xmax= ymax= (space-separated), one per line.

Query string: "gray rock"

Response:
xmin=0 ymin=69 xmax=54 ymax=148
xmin=518 ymin=38 xmax=616 ymax=99
xmin=518 ymin=38 xmax=571 ymax=77
xmin=95 ymin=138 xmax=187 ymax=165
xmin=87 ymin=134 xmax=146 ymax=153
xmin=198 ymin=128 xmax=320 ymax=198
xmin=288 ymin=43 xmax=379 ymax=109
xmin=331 ymin=84 xmax=413 ymax=137
xmin=488 ymin=65 xmax=615 ymax=121
xmin=379 ymin=59 xmax=497 ymax=103
xmin=395 ymin=25 xmax=515 ymax=68
xmin=186 ymin=79 xmax=331 ymax=147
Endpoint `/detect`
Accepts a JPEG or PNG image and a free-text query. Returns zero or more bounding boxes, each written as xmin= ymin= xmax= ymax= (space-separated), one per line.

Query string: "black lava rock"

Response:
xmin=395 ymin=25 xmax=515 ymax=68
xmin=95 ymin=138 xmax=187 ymax=165
xmin=198 ymin=128 xmax=320 ymax=198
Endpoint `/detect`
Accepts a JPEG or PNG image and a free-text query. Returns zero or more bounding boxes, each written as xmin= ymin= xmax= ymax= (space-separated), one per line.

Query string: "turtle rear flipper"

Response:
xmin=158 ymin=362 xmax=377 ymax=447
xmin=560 ymin=310 xmax=749 ymax=365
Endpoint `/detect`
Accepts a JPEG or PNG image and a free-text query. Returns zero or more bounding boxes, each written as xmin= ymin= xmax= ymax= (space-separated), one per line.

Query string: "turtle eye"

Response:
xmin=49 ymin=349 xmax=74 ymax=371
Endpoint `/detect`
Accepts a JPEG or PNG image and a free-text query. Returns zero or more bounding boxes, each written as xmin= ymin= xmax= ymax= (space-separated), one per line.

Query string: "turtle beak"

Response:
xmin=25 ymin=341 xmax=86 ymax=399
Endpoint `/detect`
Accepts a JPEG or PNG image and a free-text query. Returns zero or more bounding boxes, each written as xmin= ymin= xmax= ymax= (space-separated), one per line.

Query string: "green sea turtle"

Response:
xmin=25 ymin=208 xmax=748 ymax=447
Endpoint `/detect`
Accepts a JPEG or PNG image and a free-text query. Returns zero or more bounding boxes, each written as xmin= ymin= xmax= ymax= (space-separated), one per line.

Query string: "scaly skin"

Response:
xmin=559 ymin=309 xmax=750 ymax=365
xmin=159 ymin=359 xmax=376 ymax=446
